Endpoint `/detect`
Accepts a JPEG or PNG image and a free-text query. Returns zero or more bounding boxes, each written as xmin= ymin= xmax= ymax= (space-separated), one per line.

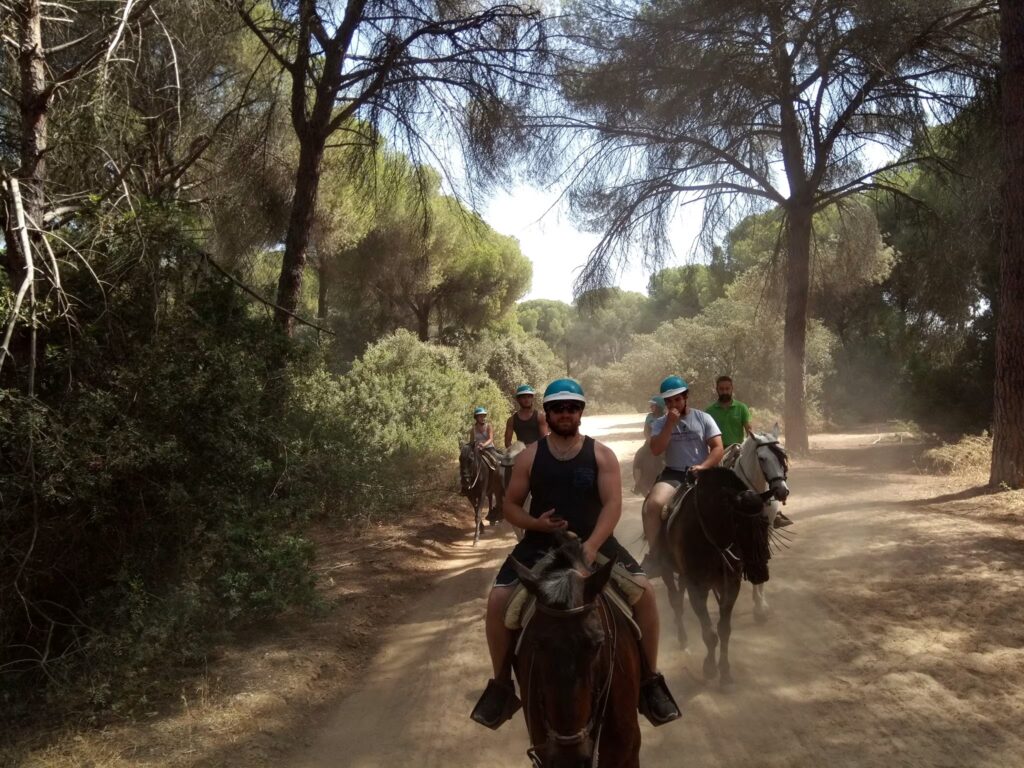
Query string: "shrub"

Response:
xmin=923 ymin=433 xmax=992 ymax=481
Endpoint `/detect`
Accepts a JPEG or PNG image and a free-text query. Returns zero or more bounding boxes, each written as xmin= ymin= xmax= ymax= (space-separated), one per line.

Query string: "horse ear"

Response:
xmin=583 ymin=556 xmax=616 ymax=604
xmin=771 ymin=422 xmax=780 ymax=440
xmin=511 ymin=558 xmax=542 ymax=597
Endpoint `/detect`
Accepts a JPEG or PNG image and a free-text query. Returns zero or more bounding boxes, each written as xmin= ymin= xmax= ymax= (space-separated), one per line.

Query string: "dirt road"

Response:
xmin=291 ymin=415 xmax=1024 ymax=768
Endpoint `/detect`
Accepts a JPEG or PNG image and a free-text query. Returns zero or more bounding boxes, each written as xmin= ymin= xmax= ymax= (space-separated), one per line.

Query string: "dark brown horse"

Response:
xmin=660 ymin=467 xmax=769 ymax=689
xmin=459 ymin=443 xmax=504 ymax=544
xmin=511 ymin=538 xmax=641 ymax=768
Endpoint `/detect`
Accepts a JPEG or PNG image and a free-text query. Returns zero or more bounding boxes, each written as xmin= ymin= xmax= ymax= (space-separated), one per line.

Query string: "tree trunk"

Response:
xmin=276 ymin=136 xmax=325 ymax=334
xmin=783 ymin=205 xmax=813 ymax=454
xmin=5 ymin=0 xmax=47 ymax=286
xmin=415 ymin=303 xmax=431 ymax=341
xmin=991 ymin=0 xmax=1024 ymax=488
xmin=317 ymin=256 xmax=329 ymax=319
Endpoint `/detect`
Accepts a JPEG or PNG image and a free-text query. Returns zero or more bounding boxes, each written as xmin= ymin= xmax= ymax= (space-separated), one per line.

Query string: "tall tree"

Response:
xmin=231 ymin=0 xmax=547 ymax=335
xmin=991 ymin=0 xmax=1024 ymax=487
xmin=540 ymin=0 xmax=996 ymax=451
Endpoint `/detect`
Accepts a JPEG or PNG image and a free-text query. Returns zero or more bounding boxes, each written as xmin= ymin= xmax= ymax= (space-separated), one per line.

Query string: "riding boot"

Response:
xmin=639 ymin=672 xmax=682 ymax=726
xmin=635 ymin=640 xmax=681 ymax=726
xmin=470 ymin=677 xmax=522 ymax=730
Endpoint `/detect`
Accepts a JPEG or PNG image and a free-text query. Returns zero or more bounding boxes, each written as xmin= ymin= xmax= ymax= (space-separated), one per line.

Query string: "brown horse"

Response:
xmin=511 ymin=538 xmax=641 ymax=768
xmin=659 ymin=467 xmax=769 ymax=689
xmin=459 ymin=443 xmax=504 ymax=544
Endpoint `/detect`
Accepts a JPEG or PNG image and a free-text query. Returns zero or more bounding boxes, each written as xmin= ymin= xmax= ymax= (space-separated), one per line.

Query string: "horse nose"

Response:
xmin=774 ymin=481 xmax=790 ymax=502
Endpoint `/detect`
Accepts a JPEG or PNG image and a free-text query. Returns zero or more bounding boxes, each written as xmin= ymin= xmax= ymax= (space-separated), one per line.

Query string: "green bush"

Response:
xmin=0 ymin=276 xmax=319 ymax=710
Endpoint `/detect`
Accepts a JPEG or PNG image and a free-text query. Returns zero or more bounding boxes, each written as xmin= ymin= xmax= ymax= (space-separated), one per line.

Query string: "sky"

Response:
xmin=481 ymin=184 xmax=707 ymax=304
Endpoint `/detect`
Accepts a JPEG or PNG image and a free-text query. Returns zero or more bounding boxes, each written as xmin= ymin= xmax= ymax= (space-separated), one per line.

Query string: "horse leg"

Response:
xmin=662 ymin=572 xmax=688 ymax=650
xmin=752 ymin=582 xmax=770 ymax=624
xmin=718 ymin=577 xmax=741 ymax=690
xmin=686 ymin=583 xmax=718 ymax=680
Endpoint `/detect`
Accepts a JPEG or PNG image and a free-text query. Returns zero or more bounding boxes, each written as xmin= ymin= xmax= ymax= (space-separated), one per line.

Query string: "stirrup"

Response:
xmin=638 ymin=672 xmax=681 ymax=727
xmin=470 ymin=678 xmax=522 ymax=730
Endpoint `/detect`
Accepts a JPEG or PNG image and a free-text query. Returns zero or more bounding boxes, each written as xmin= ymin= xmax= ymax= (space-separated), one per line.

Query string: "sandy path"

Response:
xmin=291 ymin=416 xmax=1024 ymax=768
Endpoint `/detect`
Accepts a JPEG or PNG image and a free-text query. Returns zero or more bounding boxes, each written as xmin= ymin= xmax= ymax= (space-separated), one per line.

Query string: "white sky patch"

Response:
xmin=481 ymin=184 xmax=707 ymax=303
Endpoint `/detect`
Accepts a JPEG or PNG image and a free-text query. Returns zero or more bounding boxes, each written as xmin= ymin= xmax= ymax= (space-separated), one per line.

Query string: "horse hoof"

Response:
xmin=720 ymin=677 xmax=736 ymax=693
xmin=754 ymin=610 xmax=770 ymax=625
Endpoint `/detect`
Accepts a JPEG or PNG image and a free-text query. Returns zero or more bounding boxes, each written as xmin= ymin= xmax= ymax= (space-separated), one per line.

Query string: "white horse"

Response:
xmin=722 ymin=428 xmax=790 ymax=623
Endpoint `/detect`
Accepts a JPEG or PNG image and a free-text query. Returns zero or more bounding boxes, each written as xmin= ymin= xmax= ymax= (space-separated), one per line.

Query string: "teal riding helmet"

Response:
xmin=473 ymin=406 xmax=488 ymax=416
xmin=514 ymin=384 xmax=536 ymax=397
xmin=659 ymin=375 xmax=689 ymax=398
xmin=543 ymin=378 xmax=586 ymax=404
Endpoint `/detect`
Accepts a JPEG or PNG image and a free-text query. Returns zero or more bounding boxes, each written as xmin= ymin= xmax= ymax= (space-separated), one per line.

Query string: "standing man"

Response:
xmin=705 ymin=375 xmax=753 ymax=447
xmin=471 ymin=378 xmax=681 ymax=729
xmin=504 ymin=384 xmax=549 ymax=447
xmin=642 ymin=375 xmax=724 ymax=576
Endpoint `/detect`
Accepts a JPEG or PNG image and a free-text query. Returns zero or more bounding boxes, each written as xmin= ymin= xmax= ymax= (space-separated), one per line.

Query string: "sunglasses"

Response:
xmin=547 ymin=402 xmax=584 ymax=414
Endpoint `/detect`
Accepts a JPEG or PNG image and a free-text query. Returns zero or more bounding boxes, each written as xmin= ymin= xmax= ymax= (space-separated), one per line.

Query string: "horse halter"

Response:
xmin=524 ymin=597 xmax=617 ymax=768
xmin=738 ymin=440 xmax=789 ymax=502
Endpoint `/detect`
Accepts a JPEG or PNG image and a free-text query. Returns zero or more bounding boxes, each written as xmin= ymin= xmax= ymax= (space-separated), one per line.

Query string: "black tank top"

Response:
xmin=525 ymin=436 xmax=603 ymax=546
xmin=512 ymin=411 xmax=542 ymax=444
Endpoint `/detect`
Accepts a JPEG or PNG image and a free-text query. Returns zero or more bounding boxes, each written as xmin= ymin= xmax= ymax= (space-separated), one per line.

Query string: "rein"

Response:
xmin=524 ymin=595 xmax=618 ymax=768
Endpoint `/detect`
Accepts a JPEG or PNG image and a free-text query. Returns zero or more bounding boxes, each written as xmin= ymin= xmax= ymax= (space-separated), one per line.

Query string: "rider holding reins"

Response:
xmin=471 ymin=378 xmax=681 ymax=730
xmin=641 ymin=375 xmax=725 ymax=576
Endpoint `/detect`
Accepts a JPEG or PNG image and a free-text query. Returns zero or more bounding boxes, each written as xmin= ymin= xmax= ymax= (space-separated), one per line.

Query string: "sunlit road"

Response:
xmin=290 ymin=415 xmax=1024 ymax=768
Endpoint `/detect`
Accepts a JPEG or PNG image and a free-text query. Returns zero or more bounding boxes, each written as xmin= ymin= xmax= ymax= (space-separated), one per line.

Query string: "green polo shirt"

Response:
xmin=705 ymin=399 xmax=751 ymax=447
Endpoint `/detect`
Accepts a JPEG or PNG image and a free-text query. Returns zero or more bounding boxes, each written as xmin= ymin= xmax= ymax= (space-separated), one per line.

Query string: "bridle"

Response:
xmin=461 ymin=447 xmax=484 ymax=491
xmin=734 ymin=440 xmax=789 ymax=502
xmin=524 ymin=597 xmax=618 ymax=768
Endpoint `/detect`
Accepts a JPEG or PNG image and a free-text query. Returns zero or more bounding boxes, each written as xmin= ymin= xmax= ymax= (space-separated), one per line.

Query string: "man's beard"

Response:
xmin=718 ymin=394 xmax=733 ymax=403
xmin=546 ymin=413 xmax=580 ymax=437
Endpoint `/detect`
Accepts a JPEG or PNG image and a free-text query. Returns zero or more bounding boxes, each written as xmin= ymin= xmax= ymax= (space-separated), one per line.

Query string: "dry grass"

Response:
xmin=923 ymin=433 xmax=993 ymax=483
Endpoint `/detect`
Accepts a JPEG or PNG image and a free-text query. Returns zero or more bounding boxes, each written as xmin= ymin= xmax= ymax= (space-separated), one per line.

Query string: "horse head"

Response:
xmin=749 ymin=434 xmax=790 ymax=504
xmin=692 ymin=469 xmax=772 ymax=585
xmin=459 ymin=443 xmax=478 ymax=495
xmin=512 ymin=536 xmax=615 ymax=768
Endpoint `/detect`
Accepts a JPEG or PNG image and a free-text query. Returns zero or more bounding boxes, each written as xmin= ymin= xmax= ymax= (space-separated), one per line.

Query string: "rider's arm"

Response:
xmin=649 ymin=415 xmax=675 ymax=456
xmin=503 ymin=445 xmax=540 ymax=530
xmin=504 ymin=416 xmax=514 ymax=448
xmin=742 ymin=404 xmax=754 ymax=437
xmin=537 ymin=413 xmax=550 ymax=439
xmin=583 ymin=443 xmax=622 ymax=564
xmin=696 ymin=435 xmax=725 ymax=470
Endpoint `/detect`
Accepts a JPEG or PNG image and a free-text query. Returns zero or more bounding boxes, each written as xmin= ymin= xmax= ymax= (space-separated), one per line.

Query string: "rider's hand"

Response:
xmin=666 ymin=407 xmax=682 ymax=423
xmin=581 ymin=539 xmax=599 ymax=568
xmin=535 ymin=509 xmax=568 ymax=533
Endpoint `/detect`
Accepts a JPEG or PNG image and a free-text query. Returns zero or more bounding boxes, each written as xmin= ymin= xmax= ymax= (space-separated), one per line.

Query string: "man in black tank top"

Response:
xmin=471 ymin=379 xmax=681 ymax=730
xmin=503 ymin=384 xmax=549 ymax=447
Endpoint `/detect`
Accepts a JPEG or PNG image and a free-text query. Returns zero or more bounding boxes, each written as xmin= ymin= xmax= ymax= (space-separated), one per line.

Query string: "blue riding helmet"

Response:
xmin=514 ymin=385 xmax=536 ymax=397
xmin=474 ymin=406 xmax=488 ymax=416
xmin=659 ymin=375 xmax=689 ymax=398
xmin=543 ymin=378 xmax=586 ymax=404
xmin=649 ymin=395 xmax=666 ymax=415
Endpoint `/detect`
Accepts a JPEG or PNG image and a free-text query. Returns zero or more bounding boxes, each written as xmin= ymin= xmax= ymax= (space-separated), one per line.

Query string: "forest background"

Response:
xmin=1 ymin=0 xmax=1020 ymax=733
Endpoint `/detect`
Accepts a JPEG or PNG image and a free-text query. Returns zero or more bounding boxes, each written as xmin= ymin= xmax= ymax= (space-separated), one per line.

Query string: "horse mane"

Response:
xmin=528 ymin=538 xmax=588 ymax=610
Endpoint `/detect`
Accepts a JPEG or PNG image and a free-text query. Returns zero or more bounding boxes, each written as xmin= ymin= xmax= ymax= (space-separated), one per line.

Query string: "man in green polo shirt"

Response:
xmin=705 ymin=375 xmax=752 ymax=447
